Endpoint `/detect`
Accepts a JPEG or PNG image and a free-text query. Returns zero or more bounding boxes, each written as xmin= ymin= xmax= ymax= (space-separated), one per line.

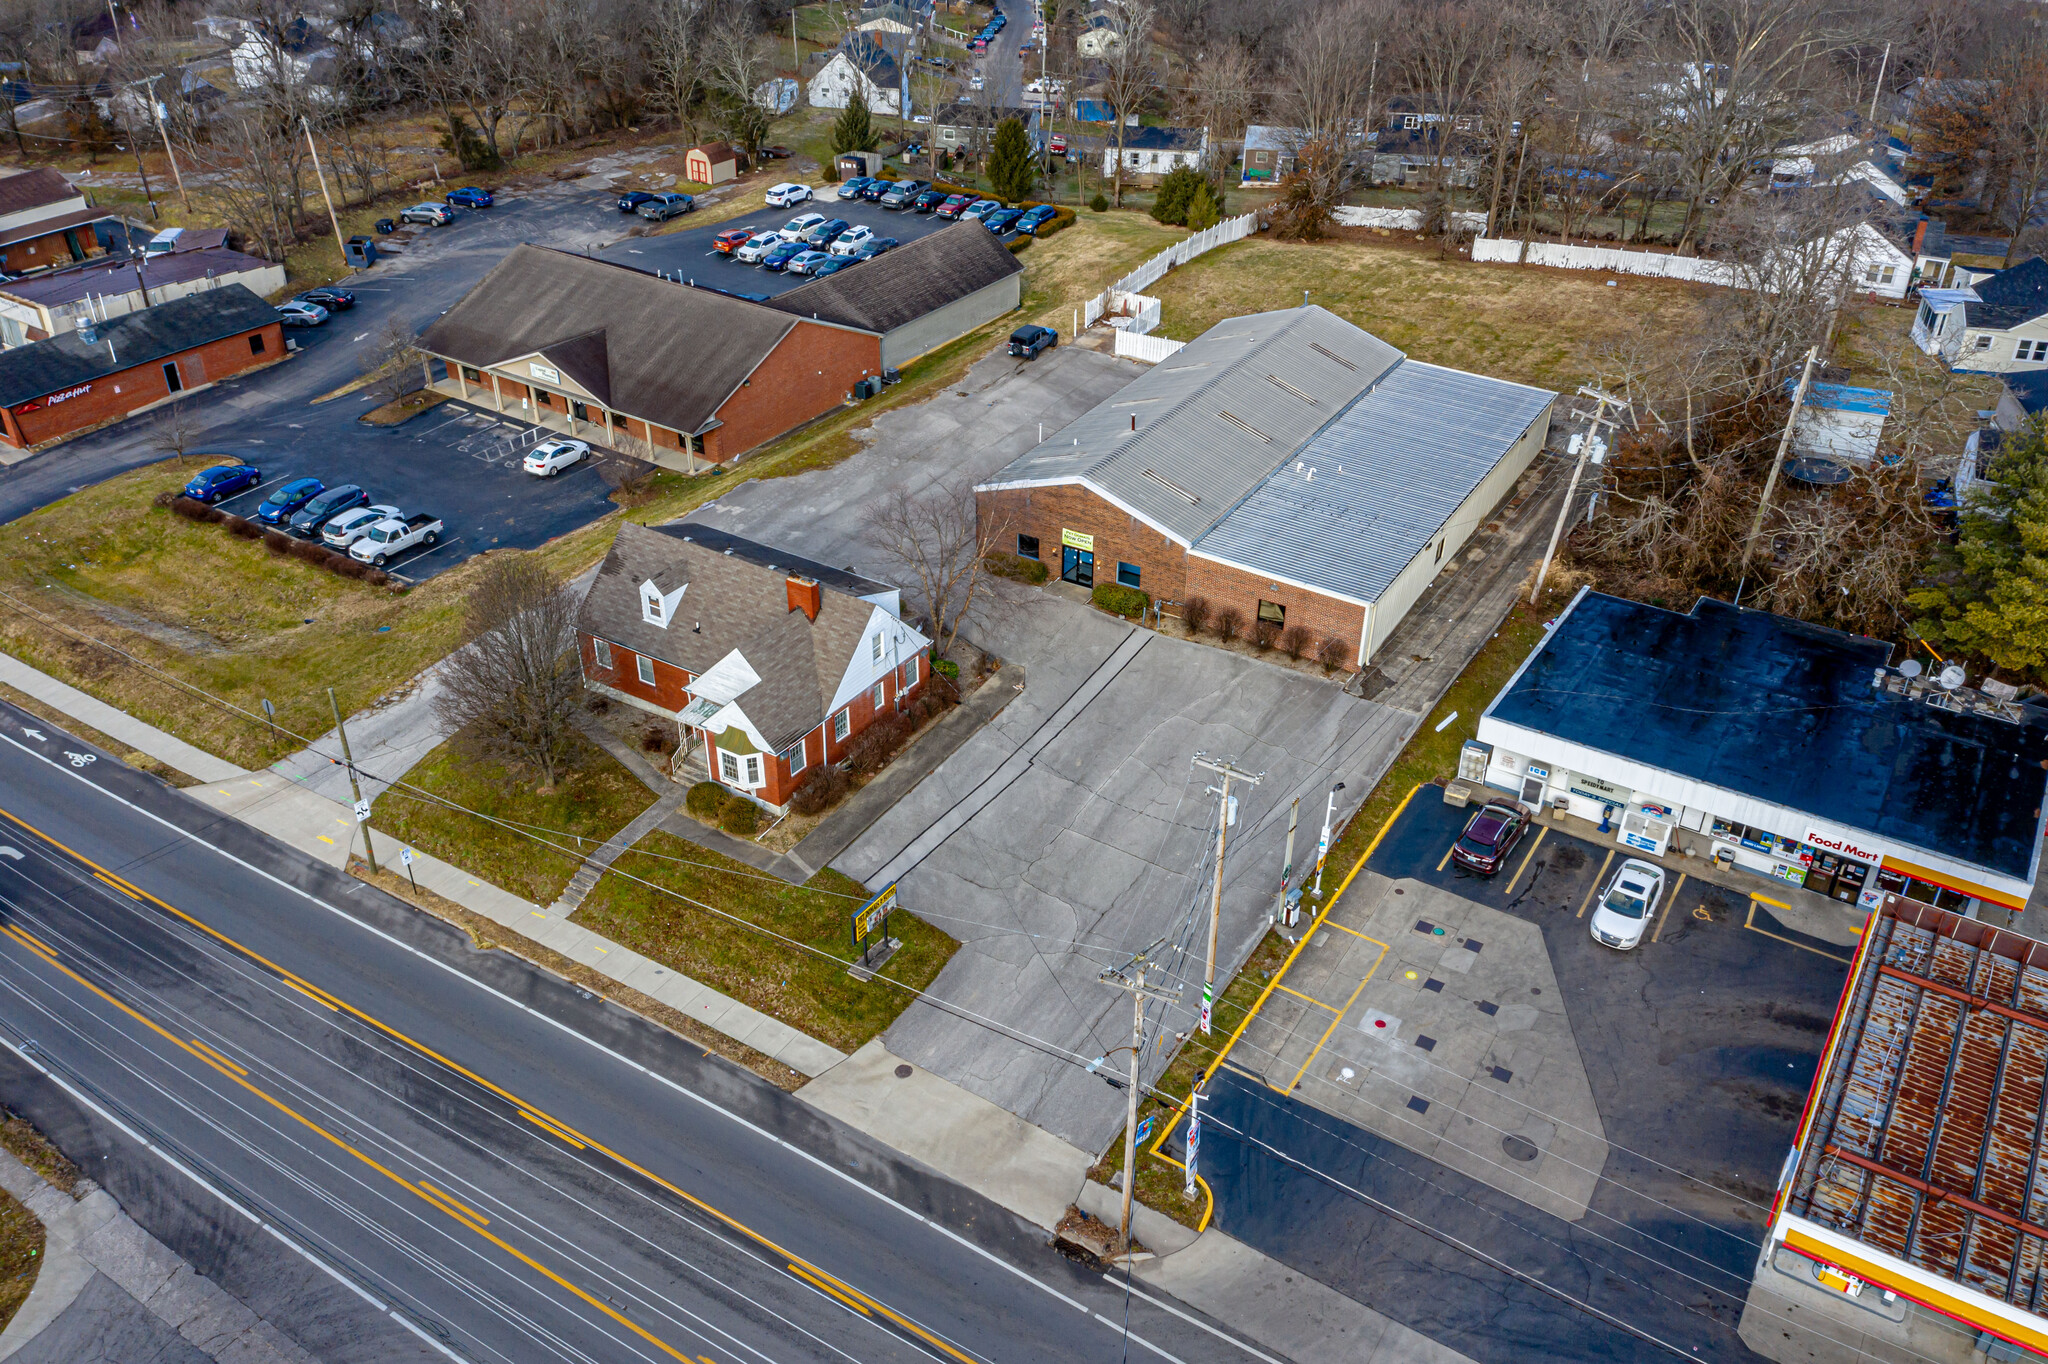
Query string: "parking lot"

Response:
xmin=1187 ymin=790 xmax=1855 ymax=1363
xmin=596 ymin=187 xmax=978 ymax=296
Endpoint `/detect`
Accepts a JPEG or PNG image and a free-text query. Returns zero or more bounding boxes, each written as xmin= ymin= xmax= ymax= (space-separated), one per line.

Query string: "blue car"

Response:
xmin=761 ymin=240 xmax=808 ymax=271
xmin=256 ymin=477 xmax=324 ymax=525
xmin=182 ymin=462 xmax=261 ymax=504
xmin=984 ymin=207 xmax=1024 ymax=234
xmin=851 ymin=237 xmax=898 ymax=260
xmin=446 ymin=186 xmax=493 ymax=208
xmin=617 ymin=190 xmax=659 ymax=213
xmin=1018 ymin=204 xmax=1058 ymax=234
xmin=808 ymin=256 xmax=852 ymax=276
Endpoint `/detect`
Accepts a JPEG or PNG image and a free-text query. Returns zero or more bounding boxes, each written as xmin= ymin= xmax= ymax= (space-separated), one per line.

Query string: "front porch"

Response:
xmin=422 ymin=359 xmax=719 ymax=477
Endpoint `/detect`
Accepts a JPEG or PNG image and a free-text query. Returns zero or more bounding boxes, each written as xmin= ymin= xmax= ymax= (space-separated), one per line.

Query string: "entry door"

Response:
xmin=1062 ymin=546 xmax=1094 ymax=586
xmin=572 ymin=400 xmax=589 ymax=421
xmin=162 ymin=361 xmax=183 ymax=393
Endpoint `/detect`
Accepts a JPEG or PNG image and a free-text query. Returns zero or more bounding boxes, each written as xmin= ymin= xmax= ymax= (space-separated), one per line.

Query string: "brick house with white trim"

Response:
xmin=576 ymin=523 xmax=931 ymax=812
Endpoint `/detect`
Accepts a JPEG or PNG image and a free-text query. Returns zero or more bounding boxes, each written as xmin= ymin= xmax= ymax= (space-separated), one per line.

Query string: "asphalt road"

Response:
xmin=979 ymin=0 xmax=1031 ymax=110
xmin=0 ymin=699 xmax=1277 ymax=1364
xmin=0 ymin=187 xmax=636 ymax=576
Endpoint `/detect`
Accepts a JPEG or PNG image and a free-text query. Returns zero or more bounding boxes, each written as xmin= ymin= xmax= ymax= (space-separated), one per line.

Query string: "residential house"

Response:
xmin=0 ymin=168 xmax=127 ymax=278
xmin=576 ymin=523 xmax=932 ymax=813
xmin=229 ymin=18 xmax=338 ymax=96
xmin=808 ymin=35 xmax=904 ymax=114
xmin=1240 ymin=125 xmax=1298 ymax=184
xmin=1369 ymin=98 xmax=1484 ymax=188
xmin=1958 ymin=370 xmax=2048 ymax=496
xmin=1911 ymin=256 xmax=2048 ymax=373
xmin=1100 ymin=126 xmax=1207 ymax=183
xmin=1077 ymin=7 xmax=1123 ymax=57
xmin=930 ymin=102 xmax=1031 ymax=158
xmin=857 ymin=2 xmax=930 ymax=38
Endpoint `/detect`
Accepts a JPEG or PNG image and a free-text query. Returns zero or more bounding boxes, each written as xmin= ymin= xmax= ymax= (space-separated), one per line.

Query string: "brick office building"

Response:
xmin=576 ymin=523 xmax=932 ymax=813
xmin=0 ymin=168 xmax=127 ymax=278
xmin=0 ymin=285 xmax=284 ymax=449
xmin=975 ymin=306 xmax=1555 ymax=671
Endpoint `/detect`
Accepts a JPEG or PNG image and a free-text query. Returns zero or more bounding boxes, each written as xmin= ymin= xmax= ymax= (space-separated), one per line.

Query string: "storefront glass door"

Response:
xmin=1062 ymin=546 xmax=1094 ymax=586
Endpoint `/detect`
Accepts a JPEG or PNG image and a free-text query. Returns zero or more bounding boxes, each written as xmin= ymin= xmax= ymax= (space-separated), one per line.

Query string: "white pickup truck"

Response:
xmin=350 ymin=512 xmax=441 ymax=566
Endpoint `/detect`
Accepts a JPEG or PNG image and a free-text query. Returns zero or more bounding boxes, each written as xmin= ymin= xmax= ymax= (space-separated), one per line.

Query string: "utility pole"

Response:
xmin=302 ymin=116 xmax=347 ymax=271
xmin=1867 ymin=41 xmax=1890 ymax=126
xmin=329 ymin=688 xmax=378 ymax=876
xmin=1097 ymin=938 xmax=1179 ymax=1254
xmin=1742 ymin=346 xmax=1820 ymax=574
xmin=1531 ymin=386 xmax=1629 ymax=605
xmin=1311 ymin=781 xmax=1347 ymax=896
xmin=1191 ymin=754 xmax=1261 ymax=1034
xmin=1274 ymin=796 xmax=1300 ymax=928
xmin=141 ymin=74 xmax=187 ymax=210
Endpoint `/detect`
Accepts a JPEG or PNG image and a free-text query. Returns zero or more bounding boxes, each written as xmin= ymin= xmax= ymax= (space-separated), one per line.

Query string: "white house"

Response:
xmin=1101 ymin=126 xmax=1207 ymax=183
xmin=1912 ymin=257 xmax=2048 ymax=373
xmin=808 ymin=37 xmax=903 ymax=115
xmin=229 ymin=19 xmax=337 ymax=97
xmin=1842 ymin=220 xmax=1914 ymax=300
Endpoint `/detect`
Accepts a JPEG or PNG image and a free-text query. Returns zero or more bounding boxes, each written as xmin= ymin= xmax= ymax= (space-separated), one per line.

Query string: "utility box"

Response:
xmin=344 ymin=235 xmax=378 ymax=268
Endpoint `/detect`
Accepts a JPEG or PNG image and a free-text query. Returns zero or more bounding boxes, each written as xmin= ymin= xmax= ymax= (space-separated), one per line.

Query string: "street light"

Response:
xmin=1312 ymin=781 xmax=1346 ymax=895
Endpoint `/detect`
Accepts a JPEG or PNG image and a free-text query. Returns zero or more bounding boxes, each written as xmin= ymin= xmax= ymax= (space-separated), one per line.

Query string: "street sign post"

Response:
xmin=400 ymin=846 xmax=417 ymax=893
xmin=850 ymin=883 xmax=897 ymax=965
xmin=1185 ymin=1093 xmax=1201 ymax=1198
xmin=353 ymin=798 xmax=372 ymax=823
xmin=1199 ymin=981 xmax=1213 ymax=1035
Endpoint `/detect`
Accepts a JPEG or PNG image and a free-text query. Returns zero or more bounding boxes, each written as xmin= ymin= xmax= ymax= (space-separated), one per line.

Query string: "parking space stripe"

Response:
xmin=1502 ymin=826 xmax=1547 ymax=897
xmin=1272 ymin=983 xmax=1340 ymax=1013
xmin=1578 ymin=849 xmax=1615 ymax=918
xmin=1284 ymin=937 xmax=1389 ymax=1094
xmin=1324 ymin=922 xmax=1390 ymax=946
xmin=1743 ymin=898 xmax=1851 ymax=963
xmin=1650 ymin=873 xmax=1686 ymax=942
xmin=1436 ymin=843 xmax=1456 ymax=872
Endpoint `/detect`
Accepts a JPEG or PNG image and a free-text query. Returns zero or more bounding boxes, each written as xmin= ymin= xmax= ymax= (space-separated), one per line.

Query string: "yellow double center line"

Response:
xmin=0 ymin=807 xmax=981 ymax=1364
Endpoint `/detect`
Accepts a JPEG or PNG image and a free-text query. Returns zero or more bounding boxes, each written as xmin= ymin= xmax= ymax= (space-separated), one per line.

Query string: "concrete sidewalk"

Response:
xmin=0 ymin=654 xmax=240 ymax=785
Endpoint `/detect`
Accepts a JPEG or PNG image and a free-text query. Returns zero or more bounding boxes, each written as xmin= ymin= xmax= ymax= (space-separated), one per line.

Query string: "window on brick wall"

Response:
xmin=784 ymin=740 xmax=807 ymax=776
xmin=593 ymin=638 xmax=612 ymax=670
xmin=745 ymin=755 xmax=761 ymax=785
xmin=249 ymin=333 xmax=265 ymax=355
xmin=637 ymin=654 xmax=655 ymax=685
xmin=872 ymin=679 xmax=887 ymax=709
xmin=1117 ymin=562 xmax=1141 ymax=588
xmin=903 ymin=655 xmax=919 ymax=687
xmin=833 ymin=709 xmax=850 ymax=741
xmin=1018 ymin=533 xmax=1040 ymax=560
xmin=720 ymin=750 xmax=740 ymax=781
xmin=1257 ymin=600 xmax=1286 ymax=625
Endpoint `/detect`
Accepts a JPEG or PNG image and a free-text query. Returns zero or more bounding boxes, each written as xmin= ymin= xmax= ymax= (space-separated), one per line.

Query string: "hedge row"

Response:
xmin=1092 ymin=582 xmax=1150 ymax=618
xmin=157 ymin=492 xmax=395 ymax=586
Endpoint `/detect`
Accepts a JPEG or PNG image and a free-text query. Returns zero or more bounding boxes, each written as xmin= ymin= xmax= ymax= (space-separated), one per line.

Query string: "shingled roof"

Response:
xmin=0 ymin=284 xmax=278 ymax=409
xmin=0 ymin=168 xmax=82 ymax=221
xmin=768 ymin=222 xmax=1022 ymax=335
xmin=1969 ymin=256 xmax=2048 ymax=331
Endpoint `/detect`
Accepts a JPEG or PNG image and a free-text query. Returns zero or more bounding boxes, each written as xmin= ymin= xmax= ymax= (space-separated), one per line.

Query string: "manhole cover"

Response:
xmin=894 ymin=1064 xmax=913 ymax=1078
xmin=1502 ymin=1135 xmax=1541 ymax=1162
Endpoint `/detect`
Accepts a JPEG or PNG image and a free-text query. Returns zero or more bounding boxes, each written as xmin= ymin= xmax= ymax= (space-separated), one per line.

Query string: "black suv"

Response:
xmin=1008 ymin=324 xmax=1058 ymax=359
xmin=288 ymin=483 xmax=369 ymax=537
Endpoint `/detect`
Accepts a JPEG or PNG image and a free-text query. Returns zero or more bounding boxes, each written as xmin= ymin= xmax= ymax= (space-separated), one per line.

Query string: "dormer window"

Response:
xmin=641 ymin=578 xmax=685 ymax=627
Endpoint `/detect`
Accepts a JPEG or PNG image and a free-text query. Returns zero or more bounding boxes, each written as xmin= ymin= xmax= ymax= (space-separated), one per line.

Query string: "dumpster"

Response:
xmin=344 ymin=235 xmax=378 ymax=268
xmin=374 ymin=218 xmax=396 ymax=234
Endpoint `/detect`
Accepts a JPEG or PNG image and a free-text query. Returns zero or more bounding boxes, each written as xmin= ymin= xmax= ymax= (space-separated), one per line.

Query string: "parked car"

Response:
xmin=808 ymin=257 xmax=852 ymax=276
xmin=828 ymin=225 xmax=877 ymax=256
xmin=295 ymin=287 xmax=355 ymax=311
xmin=984 ymin=207 xmax=1024 ymax=234
xmin=400 ymin=202 xmax=455 ymax=226
xmin=1589 ymin=859 xmax=1667 ymax=951
xmin=1047 ymin=132 xmax=1068 ymax=157
xmin=445 ymin=186 xmax=494 ymax=208
xmin=764 ymin=182 xmax=813 ymax=207
xmin=786 ymin=249 xmax=836 ymax=275
xmin=779 ymin=211 xmax=828 ymax=240
xmin=880 ymin=179 xmax=929 ymax=208
xmin=1449 ymin=800 xmax=1533 ymax=875
xmin=1018 ymin=204 xmax=1058 ymax=233
xmin=802 ymin=217 xmax=851 ymax=245
xmin=637 ymin=192 xmax=694 ymax=221
xmin=735 ymin=231 xmax=785 ymax=263
xmin=274 ymin=301 xmax=327 ymax=327
xmin=757 ymin=145 xmax=793 ymax=159
xmin=617 ymin=190 xmax=660 ymax=213
xmin=836 ymin=176 xmax=873 ymax=201
xmin=523 ymin=438 xmax=589 ymax=476
xmin=858 ymin=178 xmax=896 ymax=201
xmin=761 ymin=240 xmax=808 ymax=271
xmin=714 ymin=228 xmax=758 ymax=254
xmin=850 ymin=236 xmax=898 ymax=260
xmin=1008 ymin=323 xmax=1057 ymax=359
xmin=969 ymin=73 xmax=986 ymax=90
xmin=182 ymin=462 xmax=260 ymax=504
xmin=256 ymin=477 xmax=324 ymax=525
xmin=962 ymin=198 xmax=1001 ymax=220
xmin=936 ymin=194 xmax=974 ymax=218
xmin=321 ymin=504 xmax=400 ymax=550
xmin=351 ymin=513 xmax=441 ymax=566
xmin=913 ymin=188 xmax=949 ymax=212
xmin=287 ymin=483 xmax=369 ymax=537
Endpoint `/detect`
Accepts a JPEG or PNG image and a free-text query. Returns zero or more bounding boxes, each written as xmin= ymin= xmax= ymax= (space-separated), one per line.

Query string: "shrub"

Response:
xmin=934 ymin=658 xmax=960 ymax=680
xmin=686 ymin=781 xmax=723 ymax=820
xmin=1090 ymin=192 xmax=1109 ymax=213
xmin=225 ymin=515 xmax=263 ymax=540
xmin=1212 ymin=605 xmax=1246 ymax=640
xmin=262 ymin=529 xmax=292 ymax=555
xmin=984 ymin=551 xmax=1048 ymax=584
xmin=1007 ymin=236 xmax=1032 ymax=254
xmin=1279 ymin=624 xmax=1313 ymax=659
xmin=843 ymin=709 xmax=914 ymax=777
xmin=789 ymin=764 xmax=852 ymax=816
xmin=1092 ymin=582 xmax=1150 ymax=617
xmin=1252 ymin=620 xmax=1281 ymax=651
xmin=1151 ymin=165 xmax=1203 ymax=225
xmin=1184 ymin=179 xmax=1225 ymax=231
xmin=153 ymin=490 xmax=175 ymax=508
xmin=639 ymin=722 xmax=676 ymax=755
xmin=822 ymin=160 xmax=840 ymax=183
xmin=1022 ymin=202 xmax=1077 ymax=237
xmin=1315 ymin=637 xmax=1349 ymax=671
xmin=1180 ymin=596 xmax=1211 ymax=632
xmin=718 ymin=793 xmax=760 ymax=838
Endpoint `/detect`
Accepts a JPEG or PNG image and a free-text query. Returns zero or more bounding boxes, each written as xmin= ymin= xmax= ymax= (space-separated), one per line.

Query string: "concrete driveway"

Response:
xmin=682 ymin=343 xmax=1416 ymax=1151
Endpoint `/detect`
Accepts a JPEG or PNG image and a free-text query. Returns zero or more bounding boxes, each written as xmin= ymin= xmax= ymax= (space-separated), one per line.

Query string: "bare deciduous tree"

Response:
xmin=1274 ymin=1 xmax=1380 ymax=218
xmin=360 ymin=315 xmax=426 ymax=404
xmin=435 ymin=556 xmax=583 ymax=789
xmin=645 ymin=0 xmax=707 ymax=138
xmin=703 ymin=0 xmax=778 ymax=154
xmin=872 ymin=478 xmax=1008 ymax=661
xmin=1096 ymin=0 xmax=1157 ymax=206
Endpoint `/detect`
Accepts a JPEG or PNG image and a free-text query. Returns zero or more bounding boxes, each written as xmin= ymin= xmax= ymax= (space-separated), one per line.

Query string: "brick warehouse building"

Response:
xmin=0 ymin=167 xmax=128 ymax=278
xmin=0 ymin=285 xmax=284 ymax=449
xmin=576 ymin=523 xmax=931 ymax=812
xmin=974 ymin=305 xmax=1555 ymax=671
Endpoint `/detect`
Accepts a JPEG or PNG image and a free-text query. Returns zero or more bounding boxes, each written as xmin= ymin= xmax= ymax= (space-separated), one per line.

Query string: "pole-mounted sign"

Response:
xmin=851 ymin=883 xmax=898 ymax=965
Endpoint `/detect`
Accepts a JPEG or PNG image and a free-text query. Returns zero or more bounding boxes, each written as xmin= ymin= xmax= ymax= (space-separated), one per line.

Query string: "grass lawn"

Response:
xmin=374 ymin=729 xmax=656 ymax=905
xmin=1146 ymin=234 xmax=1713 ymax=392
xmin=574 ymin=831 xmax=958 ymax=1053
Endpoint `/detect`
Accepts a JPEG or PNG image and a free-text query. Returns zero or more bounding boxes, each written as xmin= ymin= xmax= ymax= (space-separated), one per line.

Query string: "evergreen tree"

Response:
xmin=987 ymin=117 xmax=1035 ymax=203
xmin=1912 ymin=422 xmax=2048 ymax=679
xmin=1184 ymin=179 xmax=1224 ymax=230
xmin=1151 ymin=165 xmax=1203 ymax=224
xmin=831 ymin=89 xmax=879 ymax=156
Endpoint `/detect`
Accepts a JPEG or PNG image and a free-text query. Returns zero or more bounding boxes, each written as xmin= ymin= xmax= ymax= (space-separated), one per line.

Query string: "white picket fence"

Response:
xmin=1471 ymin=236 xmax=1743 ymax=285
xmin=1115 ymin=331 xmax=1187 ymax=362
xmin=1081 ymin=211 xmax=1260 ymax=331
xmin=1333 ymin=205 xmax=1488 ymax=232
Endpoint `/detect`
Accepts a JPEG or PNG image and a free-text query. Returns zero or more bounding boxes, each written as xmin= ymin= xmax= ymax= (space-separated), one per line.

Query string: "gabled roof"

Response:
xmin=1242 ymin=125 xmax=1304 ymax=154
xmin=767 ymin=222 xmax=1021 ymax=334
xmin=577 ymin=523 xmax=911 ymax=752
xmin=2005 ymin=370 xmax=2048 ymax=417
xmin=0 ymin=246 xmax=274 ymax=307
xmin=932 ymin=102 xmax=1031 ymax=128
xmin=0 ymin=168 xmax=82 ymax=221
xmin=835 ymin=34 xmax=900 ymax=83
xmin=418 ymin=245 xmax=823 ymax=437
xmin=1120 ymin=126 xmax=1205 ymax=153
xmin=689 ymin=141 xmax=737 ymax=164
xmin=1968 ymin=257 xmax=2048 ymax=332
xmin=0 ymin=284 xmax=277 ymax=408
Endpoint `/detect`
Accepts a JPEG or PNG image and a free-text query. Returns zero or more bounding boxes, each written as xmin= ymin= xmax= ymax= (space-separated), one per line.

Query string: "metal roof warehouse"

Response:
xmin=1475 ymin=589 xmax=2048 ymax=912
xmin=973 ymin=305 xmax=1556 ymax=672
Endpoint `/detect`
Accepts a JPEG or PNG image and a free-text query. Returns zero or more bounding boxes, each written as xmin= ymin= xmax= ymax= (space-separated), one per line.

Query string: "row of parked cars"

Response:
xmin=616 ymin=190 xmax=696 ymax=221
xmin=273 ymin=286 xmax=355 ymax=329
xmin=181 ymin=465 xmax=441 ymax=566
xmin=717 ymin=214 xmax=899 ymax=276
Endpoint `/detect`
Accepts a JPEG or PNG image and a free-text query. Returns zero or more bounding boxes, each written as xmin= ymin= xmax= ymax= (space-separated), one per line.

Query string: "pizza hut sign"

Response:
xmin=14 ymin=382 xmax=91 ymax=415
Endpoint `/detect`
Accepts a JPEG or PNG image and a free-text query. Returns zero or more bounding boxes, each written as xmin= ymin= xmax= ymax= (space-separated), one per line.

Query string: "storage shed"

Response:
xmin=685 ymin=142 xmax=738 ymax=186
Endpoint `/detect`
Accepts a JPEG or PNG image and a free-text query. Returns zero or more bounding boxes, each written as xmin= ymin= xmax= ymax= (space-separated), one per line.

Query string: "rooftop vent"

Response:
xmin=1266 ymin=374 xmax=1317 ymax=404
xmin=1140 ymin=468 xmax=1200 ymax=503
xmin=1217 ymin=410 xmax=1271 ymax=443
xmin=1309 ymin=341 xmax=1358 ymax=371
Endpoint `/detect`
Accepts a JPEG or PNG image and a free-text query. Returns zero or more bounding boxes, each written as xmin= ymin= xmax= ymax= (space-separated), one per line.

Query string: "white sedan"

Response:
xmin=523 ymin=438 xmax=590 ymax=476
xmin=764 ymin=182 xmax=813 ymax=208
xmin=1589 ymin=858 xmax=1667 ymax=951
xmin=274 ymin=300 xmax=327 ymax=327
xmin=828 ymin=225 xmax=877 ymax=257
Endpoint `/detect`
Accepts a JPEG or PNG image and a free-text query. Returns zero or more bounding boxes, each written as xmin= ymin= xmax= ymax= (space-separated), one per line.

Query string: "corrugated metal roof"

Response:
xmin=976 ymin=305 xmax=1399 ymax=544
xmin=1191 ymin=360 xmax=1553 ymax=603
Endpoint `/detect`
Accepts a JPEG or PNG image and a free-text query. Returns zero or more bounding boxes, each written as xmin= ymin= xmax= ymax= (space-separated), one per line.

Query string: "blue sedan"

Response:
xmin=761 ymin=240 xmax=808 ymax=271
xmin=182 ymin=462 xmax=261 ymax=504
xmin=446 ymin=186 xmax=494 ymax=208
xmin=984 ymin=208 xmax=1024 ymax=234
xmin=1018 ymin=204 xmax=1058 ymax=234
xmin=256 ymin=477 xmax=324 ymax=525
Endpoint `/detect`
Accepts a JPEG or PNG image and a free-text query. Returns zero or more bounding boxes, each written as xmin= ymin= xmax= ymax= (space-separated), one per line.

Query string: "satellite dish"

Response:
xmin=1899 ymin=659 xmax=1923 ymax=678
xmin=1938 ymin=664 xmax=1967 ymax=690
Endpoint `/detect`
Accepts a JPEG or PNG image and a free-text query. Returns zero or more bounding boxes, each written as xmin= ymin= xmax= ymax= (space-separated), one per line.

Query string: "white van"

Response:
xmin=144 ymin=227 xmax=183 ymax=256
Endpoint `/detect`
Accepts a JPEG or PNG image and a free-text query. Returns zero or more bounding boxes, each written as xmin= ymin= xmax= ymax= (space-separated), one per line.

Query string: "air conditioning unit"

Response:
xmin=1458 ymin=740 xmax=1492 ymax=784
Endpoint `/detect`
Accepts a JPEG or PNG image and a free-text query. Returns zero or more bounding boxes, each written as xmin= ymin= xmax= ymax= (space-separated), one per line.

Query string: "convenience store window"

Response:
xmin=1875 ymin=868 xmax=1970 ymax=912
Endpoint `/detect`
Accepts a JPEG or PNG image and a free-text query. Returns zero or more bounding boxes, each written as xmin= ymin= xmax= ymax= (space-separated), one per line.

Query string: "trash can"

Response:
xmin=374 ymin=218 xmax=396 ymax=235
xmin=345 ymin=235 xmax=378 ymax=268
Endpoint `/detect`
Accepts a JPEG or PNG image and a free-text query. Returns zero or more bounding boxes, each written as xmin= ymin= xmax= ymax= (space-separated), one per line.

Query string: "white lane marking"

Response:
xmin=1094 ymin=1312 xmax=1188 ymax=1364
xmin=0 ymin=849 xmax=18 ymax=860
xmin=1102 ymin=1275 xmax=1289 ymax=1364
